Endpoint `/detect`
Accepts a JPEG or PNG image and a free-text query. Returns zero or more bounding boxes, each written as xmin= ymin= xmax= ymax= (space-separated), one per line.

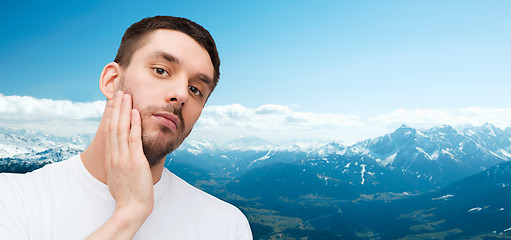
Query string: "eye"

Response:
xmin=153 ymin=68 xmax=168 ymax=76
xmin=188 ymin=85 xmax=202 ymax=96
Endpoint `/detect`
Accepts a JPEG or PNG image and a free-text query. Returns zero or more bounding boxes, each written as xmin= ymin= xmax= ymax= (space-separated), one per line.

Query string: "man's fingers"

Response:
xmin=103 ymin=99 xmax=114 ymax=167
xmin=107 ymin=91 xmax=124 ymax=166
xmin=129 ymin=108 xmax=144 ymax=158
xmin=109 ymin=91 xmax=123 ymax=134
xmin=117 ymin=93 xmax=132 ymax=156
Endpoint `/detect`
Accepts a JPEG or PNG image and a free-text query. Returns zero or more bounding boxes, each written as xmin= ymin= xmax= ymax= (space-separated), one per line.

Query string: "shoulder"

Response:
xmin=159 ymin=169 xmax=252 ymax=238
xmin=162 ymin=169 xmax=239 ymax=212
xmin=0 ymin=155 xmax=80 ymax=239
xmin=0 ymin=155 xmax=79 ymax=196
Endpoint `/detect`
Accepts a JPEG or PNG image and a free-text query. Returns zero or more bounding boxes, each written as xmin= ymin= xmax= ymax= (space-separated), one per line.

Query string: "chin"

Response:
xmin=141 ymin=126 xmax=187 ymax=167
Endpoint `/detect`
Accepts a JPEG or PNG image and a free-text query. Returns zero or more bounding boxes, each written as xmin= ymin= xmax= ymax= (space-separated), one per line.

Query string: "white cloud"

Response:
xmin=1 ymin=94 xmax=510 ymax=144
xmin=0 ymin=94 xmax=105 ymax=120
xmin=192 ymin=104 xmax=365 ymax=144
xmin=0 ymin=94 xmax=105 ymax=136
xmin=371 ymin=107 xmax=511 ymax=130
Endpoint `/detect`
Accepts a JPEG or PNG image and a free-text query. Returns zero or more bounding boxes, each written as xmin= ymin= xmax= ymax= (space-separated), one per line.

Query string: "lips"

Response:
xmin=153 ymin=112 xmax=180 ymax=130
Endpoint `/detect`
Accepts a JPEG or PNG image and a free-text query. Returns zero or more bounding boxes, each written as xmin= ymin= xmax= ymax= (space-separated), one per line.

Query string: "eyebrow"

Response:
xmin=197 ymin=73 xmax=214 ymax=87
xmin=150 ymin=51 xmax=181 ymax=65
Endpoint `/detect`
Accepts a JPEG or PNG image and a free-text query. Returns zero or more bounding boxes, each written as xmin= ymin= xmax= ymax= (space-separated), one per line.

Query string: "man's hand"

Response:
xmin=87 ymin=91 xmax=154 ymax=239
xmin=105 ymin=91 xmax=154 ymax=214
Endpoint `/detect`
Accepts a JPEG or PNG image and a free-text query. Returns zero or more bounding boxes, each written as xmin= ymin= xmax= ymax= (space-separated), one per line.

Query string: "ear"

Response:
xmin=99 ymin=62 xmax=122 ymax=100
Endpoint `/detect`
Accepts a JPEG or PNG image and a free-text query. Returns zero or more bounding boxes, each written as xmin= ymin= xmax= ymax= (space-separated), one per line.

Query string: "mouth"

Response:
xmin=153 ymin=112 xmax=180 ymax=130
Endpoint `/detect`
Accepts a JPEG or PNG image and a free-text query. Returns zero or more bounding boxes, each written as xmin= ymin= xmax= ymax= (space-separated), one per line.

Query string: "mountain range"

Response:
xmin=1 ymin=124 xmax=511 ymax=239
xmin=0 ymin=127 xmax=91 ymax=172
xmin=171 ymin=123 xmax=511 ymax=194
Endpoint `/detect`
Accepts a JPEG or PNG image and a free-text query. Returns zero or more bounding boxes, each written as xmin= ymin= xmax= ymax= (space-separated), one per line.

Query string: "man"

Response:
xmin=0 ymin=16 xmax=252 ymax=239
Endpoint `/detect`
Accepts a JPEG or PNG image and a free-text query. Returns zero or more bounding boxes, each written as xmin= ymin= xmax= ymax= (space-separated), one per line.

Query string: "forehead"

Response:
xmin=131 ymin=29 xmax=214 ymax=78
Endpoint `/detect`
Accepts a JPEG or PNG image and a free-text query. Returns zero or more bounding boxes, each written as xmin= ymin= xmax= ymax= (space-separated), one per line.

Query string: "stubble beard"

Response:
xmin=140 ymin=105 xmax=189 ymax=167
xmin=119 ymin=81 xmax=189 ymax=167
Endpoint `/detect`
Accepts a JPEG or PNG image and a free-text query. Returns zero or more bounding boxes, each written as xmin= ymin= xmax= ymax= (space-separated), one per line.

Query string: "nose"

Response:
xmin=165 ymin=75 xmax=188 ymax=106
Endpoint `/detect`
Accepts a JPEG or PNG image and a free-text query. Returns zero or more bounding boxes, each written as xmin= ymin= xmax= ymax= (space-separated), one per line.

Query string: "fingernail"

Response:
xmin=115 ymin=91 xmax=122 ymax=99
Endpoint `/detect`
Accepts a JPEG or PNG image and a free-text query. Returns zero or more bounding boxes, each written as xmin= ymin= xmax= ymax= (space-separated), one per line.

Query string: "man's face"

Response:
xmin=117 ymin=29 xmax=215 ymax=166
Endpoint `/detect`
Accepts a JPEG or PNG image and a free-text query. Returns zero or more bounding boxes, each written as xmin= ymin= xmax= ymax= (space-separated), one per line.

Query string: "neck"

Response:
xmin=80 ymin=126 xmax=165 ymax=185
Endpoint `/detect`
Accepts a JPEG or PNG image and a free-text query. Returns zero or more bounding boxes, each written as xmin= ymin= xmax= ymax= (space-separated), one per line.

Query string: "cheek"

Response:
xmin=130 ymin=93 xmax=147 ymax=113
xmin=184 ymin=108 xmax=203 ymax=130
xmin=131 ymin=99 xmax=152 ymax=122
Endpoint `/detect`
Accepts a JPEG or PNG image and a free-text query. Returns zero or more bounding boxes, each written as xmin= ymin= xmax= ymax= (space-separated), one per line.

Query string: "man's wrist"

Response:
xmin=113 ymin=202 xmax=153 ymax=229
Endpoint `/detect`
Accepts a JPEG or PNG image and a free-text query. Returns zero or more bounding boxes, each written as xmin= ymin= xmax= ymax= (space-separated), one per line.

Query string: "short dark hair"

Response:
xmin=114 ymin=16 xmax=220 ymax=89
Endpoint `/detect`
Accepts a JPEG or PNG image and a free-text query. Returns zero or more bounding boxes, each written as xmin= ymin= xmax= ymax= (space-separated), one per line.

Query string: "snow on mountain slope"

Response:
xmin=0 ymin=127 xmax=89 ymax=158
xmin=0 ymin=127 xmax=90 ymax=172
xmin=2 ymin=124 xmax=510 ymax=190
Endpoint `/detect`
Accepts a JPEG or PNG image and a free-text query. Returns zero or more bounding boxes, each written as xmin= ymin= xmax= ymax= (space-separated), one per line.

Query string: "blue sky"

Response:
xmin=1 ymin=1 xmax=510 ymax=143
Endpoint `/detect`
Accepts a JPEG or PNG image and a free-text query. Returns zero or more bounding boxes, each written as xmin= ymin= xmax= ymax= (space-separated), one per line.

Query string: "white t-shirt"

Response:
xmin=0 ymin=155 xmax=252 ymax=240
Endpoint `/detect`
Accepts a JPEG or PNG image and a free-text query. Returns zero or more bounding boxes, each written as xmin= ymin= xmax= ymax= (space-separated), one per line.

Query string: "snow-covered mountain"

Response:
xmin=344 ymin=124 xmax=511 ymax=187
xmin=3 ymin=123 xmax=510 ymax=192
xmin=0 ymin=127 xmax=90 ymax=172
xmin=171 ymin=124 xmax=511 ymax=193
